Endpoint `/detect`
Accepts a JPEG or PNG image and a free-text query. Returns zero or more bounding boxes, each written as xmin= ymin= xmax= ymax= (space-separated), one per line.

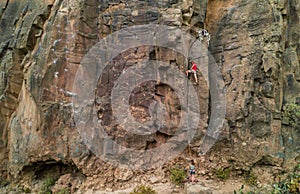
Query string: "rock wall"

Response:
xmin=0 ymin=0 xmax=299 ymax=192
xmin=205 ymin=0 xmax=300 ymax=174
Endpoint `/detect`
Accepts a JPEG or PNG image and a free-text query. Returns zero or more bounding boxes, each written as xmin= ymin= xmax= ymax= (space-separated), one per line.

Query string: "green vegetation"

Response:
xmin=23 ymin=187 xmax=31 ymax=193
xmin=283 ymin=102 xmax=300 ymax=127
xmin=0 ymin=180 xmax=9 ymax=187
xmin=57 ymin=187 xmax=70 ymax=194
xmin=234 ymin=185 xmax=246 ymax=194
xmin=169 ymin=166 xmax=186 ymax=186
xmin=130 ymin=185 xmax=157 ymax=194
xmin=272 ymin=173 xmax=300 ymax=194
xmin=215 ymin=168 xmax=231 ymax=180
xmin=233 ymin=185 xmax=258 ymax=194
xmin=39 ymin=177 xmax=55 ymax=194
xmin=243 ymin=171 xmax=258 ymax=186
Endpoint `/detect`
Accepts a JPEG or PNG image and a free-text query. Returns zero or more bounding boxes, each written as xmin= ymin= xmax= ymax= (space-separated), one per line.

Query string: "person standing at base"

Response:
xmin=186 ymin=61 xmax=198 ymax=83
xmin=189 ymin=159 xmax=196 ymax=184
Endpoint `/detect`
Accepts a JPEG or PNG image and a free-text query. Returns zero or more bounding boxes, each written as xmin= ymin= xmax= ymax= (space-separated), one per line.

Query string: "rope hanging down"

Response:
xmin=185 ymin=29 xmax=211 ymax=147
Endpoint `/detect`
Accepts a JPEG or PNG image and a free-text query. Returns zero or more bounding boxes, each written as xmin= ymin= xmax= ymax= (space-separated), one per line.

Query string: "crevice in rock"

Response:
xmin=20 ymin=160 xmax=80 ymax=179
xmin=18 ymin=160 xmax=86 ymax=192
xmin=254 ymin=156 xmax=281 ymax=167
xmin=0 ymin=0 xmax=9 ymax=19
xmin=145 ymin=130 xmax=173 ymax=149
xmin=0 ymin=40 xmax=9 ymax=59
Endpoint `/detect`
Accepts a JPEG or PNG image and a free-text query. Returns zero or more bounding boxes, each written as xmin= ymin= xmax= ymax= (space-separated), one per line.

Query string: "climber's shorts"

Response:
xmin=187 ymin=69 xmax=196 ymax=74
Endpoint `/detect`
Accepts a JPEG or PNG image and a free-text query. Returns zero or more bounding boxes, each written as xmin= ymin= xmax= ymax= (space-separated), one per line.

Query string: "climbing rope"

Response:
xmin=185 ymin=29 xmax=210 ymax=157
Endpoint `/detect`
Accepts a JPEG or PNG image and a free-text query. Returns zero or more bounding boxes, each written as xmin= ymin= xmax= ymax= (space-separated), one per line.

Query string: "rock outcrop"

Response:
xmin=0 ymin=0 xmax=299 ymax=193
xmin=206 ymin=0 xmax=300 ymax=174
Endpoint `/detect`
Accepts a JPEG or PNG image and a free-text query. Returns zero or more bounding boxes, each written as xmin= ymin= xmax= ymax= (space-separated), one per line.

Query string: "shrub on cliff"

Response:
xmin=169 ymin=166 xmax=186 ymax=186
xmin=39 ymin=177 xmax=55 ymax=194
xmin=283 ymin=102 xmax=300 ymax=127
xmin=130 ymin=185 xmax=157 ymax=194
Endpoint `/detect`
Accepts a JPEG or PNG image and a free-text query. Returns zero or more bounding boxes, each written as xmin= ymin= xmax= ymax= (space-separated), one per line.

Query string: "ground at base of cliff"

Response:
xmin=80 ymin=179 xmax=272 ymax=194
xmin=0 ymin=176 xmax=273 ymax=194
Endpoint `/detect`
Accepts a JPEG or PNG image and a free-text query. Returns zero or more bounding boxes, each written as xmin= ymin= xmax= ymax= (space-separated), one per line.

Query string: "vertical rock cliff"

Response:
xmin=0 ymin=0 xmax=299 ymax=192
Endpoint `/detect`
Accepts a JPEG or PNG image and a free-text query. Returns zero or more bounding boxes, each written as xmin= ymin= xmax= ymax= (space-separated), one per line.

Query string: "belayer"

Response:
xmin=188 ymin=159 xmax=196 ymax=184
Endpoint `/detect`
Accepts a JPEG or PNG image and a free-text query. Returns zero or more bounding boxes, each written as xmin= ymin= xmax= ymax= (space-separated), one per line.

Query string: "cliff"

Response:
xmin=0 ymin=0 xmax=299 ymax=193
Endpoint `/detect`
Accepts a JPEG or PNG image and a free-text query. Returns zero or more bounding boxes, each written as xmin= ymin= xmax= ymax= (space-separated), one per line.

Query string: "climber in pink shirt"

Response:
xmin=186 ymin=61 xmax=198 ymax=83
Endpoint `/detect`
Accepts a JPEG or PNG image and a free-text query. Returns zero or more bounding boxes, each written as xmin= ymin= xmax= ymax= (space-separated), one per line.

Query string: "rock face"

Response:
xmin=205 ymin=0 xmax=300 ymax=173
xmin=0 ymin=0 xmax=299 ymax=192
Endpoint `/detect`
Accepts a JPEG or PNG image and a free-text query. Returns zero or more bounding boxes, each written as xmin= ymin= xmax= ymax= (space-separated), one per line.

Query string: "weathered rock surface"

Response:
xmin=0 ymin=0 xmax=299 ymax=193
xmin=205 ymin=0 xmax=300 ymax=173
xmin=186 ymin=184 xmax=212 ymax=194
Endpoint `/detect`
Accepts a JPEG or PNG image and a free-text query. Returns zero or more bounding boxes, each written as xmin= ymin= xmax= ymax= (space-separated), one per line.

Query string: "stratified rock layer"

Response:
xmin=0 ymin=0 xmax=299 ymax=192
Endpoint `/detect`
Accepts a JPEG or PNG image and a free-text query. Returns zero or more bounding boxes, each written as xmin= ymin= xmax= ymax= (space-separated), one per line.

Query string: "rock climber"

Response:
xmin=186 ymin=61 xmax=198 ymax=83
xmin=198 ymin=29 xmax=210 ymax=45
